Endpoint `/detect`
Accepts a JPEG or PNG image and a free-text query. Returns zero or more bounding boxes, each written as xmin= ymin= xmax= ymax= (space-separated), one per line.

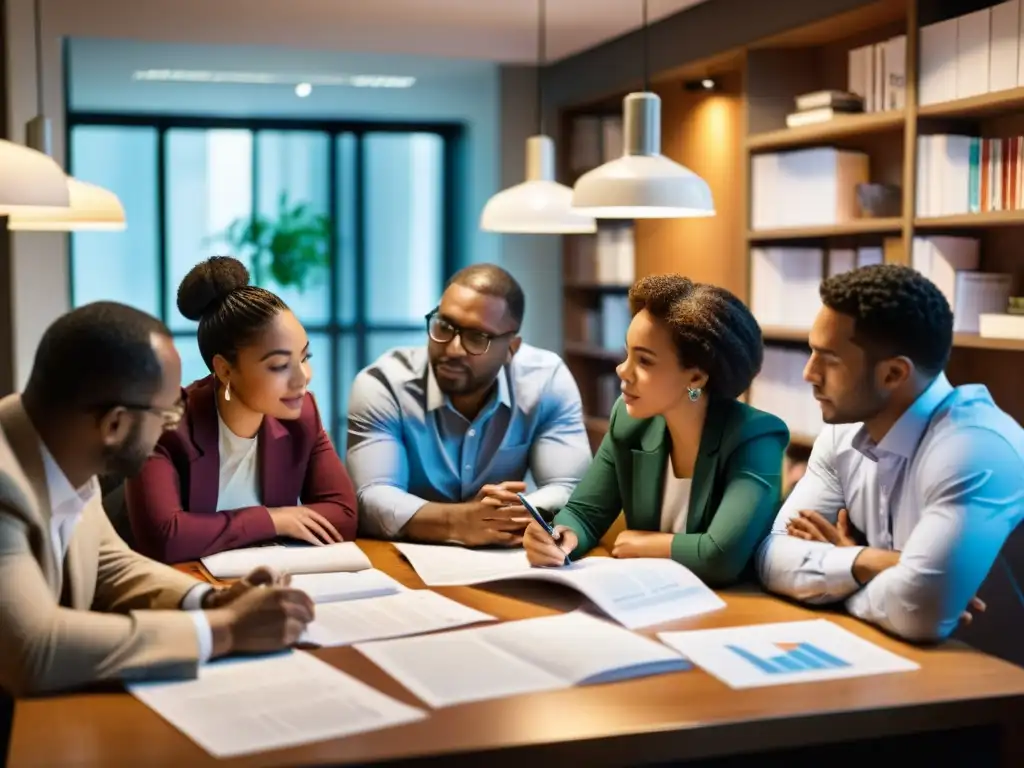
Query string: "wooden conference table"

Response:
xmin=8 ymin=540 xmax=1024 ymax=767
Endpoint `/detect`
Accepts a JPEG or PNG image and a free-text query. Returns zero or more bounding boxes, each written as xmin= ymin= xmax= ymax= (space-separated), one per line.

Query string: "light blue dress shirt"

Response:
xmin=757 ymin=374 xmax=1024 ymax=641
xmin=346 ymin=344 xmax=592 ymax=539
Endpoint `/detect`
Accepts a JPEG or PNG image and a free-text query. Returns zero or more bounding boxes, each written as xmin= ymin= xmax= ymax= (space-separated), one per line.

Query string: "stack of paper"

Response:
xmin=129 ymin=651 xmax=425 ymax=758
xmin=301 ymin=589 xmax=495 ymax=648
xmin=356 ymin=611 xmax=690 ymax=707
xmin=395 ymin=543 xmax=724 ymax=629
xmin=200 ymin=541 xmax=372 ymax=578
xmin=658 ymin=619 xmax=919 ymax=689
xmin=289 ymin=569 xmax=405 ymax=603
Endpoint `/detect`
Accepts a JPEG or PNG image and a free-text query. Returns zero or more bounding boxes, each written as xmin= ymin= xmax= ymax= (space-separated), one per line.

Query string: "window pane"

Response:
xmin=364 ymin=133 xmax=444 ymax=324
xmin=255 ymin=131 xmax=330 ymax=326
xmin=305 ymin=333 xmax=334 ymax=444
xmin=166 ymin=128 xmax=253 ymax=330
xmin=365 ymin=330 xmax=426 ymax=369
xmin=336 ymin=133 xmax=357 ymax=325
xmin=175 ymin=335 xmax=209 ymax=388
xmin=70 ymin=126 xmax=159 ymax=314
xmin=336 ymin=332 xmax=359 ymax=438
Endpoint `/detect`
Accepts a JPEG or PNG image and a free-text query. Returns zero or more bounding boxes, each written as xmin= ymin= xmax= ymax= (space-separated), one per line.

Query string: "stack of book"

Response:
xmin=785 ymin=90 xmax=863 ymax=129
xmin=980 ymin=296 xmax=1024 ymax=340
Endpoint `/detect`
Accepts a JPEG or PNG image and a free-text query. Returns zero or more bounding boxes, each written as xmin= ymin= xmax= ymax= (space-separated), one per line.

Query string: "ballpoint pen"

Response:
xmin=517 ymin=492 xmax=571 ymax=566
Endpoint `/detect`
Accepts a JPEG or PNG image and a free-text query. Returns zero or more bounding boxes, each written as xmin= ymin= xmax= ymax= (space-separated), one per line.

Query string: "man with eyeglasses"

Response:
xmin=0 ymin=302 xmax=315 ymax=701
xmin=347 ymin=264 xmax=591 ymax=546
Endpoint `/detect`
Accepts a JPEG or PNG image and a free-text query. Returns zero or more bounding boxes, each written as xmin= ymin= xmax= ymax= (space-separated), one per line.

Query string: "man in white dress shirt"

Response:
xmin=0 ymin=302 xmax=315 ymax=698
xmin=757 ymin=265 xmax=1024 ymax=642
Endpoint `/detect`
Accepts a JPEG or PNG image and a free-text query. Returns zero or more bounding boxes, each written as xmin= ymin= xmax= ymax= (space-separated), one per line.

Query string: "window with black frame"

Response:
xmin=67 ymin=115 xmax=462 ymax=442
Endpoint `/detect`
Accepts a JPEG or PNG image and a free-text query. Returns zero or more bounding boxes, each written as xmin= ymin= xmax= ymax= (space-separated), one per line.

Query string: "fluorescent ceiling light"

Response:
xmin=132 ymin=69 xmax=416 ymax=88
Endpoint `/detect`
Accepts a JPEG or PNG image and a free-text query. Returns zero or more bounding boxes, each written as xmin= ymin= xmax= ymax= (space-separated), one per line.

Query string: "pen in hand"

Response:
xmin=517 ymin=492 xmax=571 ymax=567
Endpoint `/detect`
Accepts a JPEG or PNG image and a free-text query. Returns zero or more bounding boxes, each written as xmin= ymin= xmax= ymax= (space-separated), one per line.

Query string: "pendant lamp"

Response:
xmin=6 ymin=0 xmax=126 ymax=232
xmin=571 ymin=0 xmax=714 ymax=219
xmin=0 ymin=139 xmax=71 ymax=214
xmin=480 ymin=0 xmax=595 ymax=234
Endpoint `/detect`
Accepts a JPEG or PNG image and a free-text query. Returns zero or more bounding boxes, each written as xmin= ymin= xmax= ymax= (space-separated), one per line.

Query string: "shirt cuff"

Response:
xmin=821 ymin=545 xmax=866 ymax=597
xmin=523 ymin=485 xmax=571 ymax=518
xmin=181 ymin=583 xmax=213 ymax=610
xmin=187 ymin=610 xmax=214 ymax=664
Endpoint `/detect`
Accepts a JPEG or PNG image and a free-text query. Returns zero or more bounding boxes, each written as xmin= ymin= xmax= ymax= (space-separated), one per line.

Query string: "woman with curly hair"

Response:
xmin=524 ymin=274 xmax=788 ymax=586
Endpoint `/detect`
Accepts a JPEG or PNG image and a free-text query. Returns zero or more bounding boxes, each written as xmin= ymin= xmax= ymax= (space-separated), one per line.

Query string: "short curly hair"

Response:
xmin=628 ymin=275 xmax=763 ymax=400
xmin=819 ymin=264 xmax=953 ymax=375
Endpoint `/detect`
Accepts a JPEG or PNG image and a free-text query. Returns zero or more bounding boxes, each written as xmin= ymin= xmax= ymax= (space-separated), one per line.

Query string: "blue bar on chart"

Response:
xmin=725 ymin=642 xmax=851 ymax=675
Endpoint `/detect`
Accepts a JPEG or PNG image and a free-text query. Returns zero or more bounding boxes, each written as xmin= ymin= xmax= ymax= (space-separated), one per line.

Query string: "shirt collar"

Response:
xmin=425 ymin=361 xmax=511 ymax=414
xmin=852 ymin=373 xmax=954 ymax=460
xmin=39 ymin=441 xmax=98 ymax=520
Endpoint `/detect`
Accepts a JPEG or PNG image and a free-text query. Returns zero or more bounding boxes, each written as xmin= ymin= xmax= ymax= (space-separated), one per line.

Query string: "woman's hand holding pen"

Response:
xmin=523 ymin=522 xmax=577 ymax=567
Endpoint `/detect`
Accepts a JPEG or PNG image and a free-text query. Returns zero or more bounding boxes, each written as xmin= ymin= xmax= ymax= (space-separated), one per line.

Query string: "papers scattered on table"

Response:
xmin=394 ymin=543 xmax=723 ymax=629
xmin=355 ymin=610 xmax=690 ymax=708
xmin=128 ymin=651 xmax=425 ymax=758
xmin=658 ymin=619 xmax=919 ymax=689
xmin=301 ymin=589 xmax=496 ymax=648
xmin=201 ymin=541 xmax=372 ymax=578
xmin=290 ymin=568 xmax=405 ymax=604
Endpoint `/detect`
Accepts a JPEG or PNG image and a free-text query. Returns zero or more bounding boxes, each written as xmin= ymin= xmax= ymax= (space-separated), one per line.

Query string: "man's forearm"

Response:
xmin=400 ymin=502 xmax=458 ymax=542
xmin=852 ymin=548 xmax=901 ymax=586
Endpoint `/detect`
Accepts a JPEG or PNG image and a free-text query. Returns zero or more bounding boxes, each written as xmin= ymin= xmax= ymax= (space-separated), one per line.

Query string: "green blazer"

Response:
xmin=553 ymin=397 xmax=789 ymax=586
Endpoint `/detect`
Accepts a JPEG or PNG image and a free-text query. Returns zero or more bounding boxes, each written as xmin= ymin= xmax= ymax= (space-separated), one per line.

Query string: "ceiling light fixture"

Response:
xmin=480 ymin=0 xmax=596 ymax=235
xmin=571 ymin=0 xmax=714 ymax=219
xmin=295 ymin=82 xmax=312 ymax=98
xmin=132 ymin=69 xmax=416 ymax=89
xmin=0 ymin=139 xmax=70 ymax=214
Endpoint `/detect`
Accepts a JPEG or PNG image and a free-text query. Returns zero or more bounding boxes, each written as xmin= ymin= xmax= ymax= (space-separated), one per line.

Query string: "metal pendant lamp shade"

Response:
xmin=481 ymin=135 xmax=596 ymax=234
xmin=0 ymin=138 xmax=71 ymax=214
xmin=8 ymin=175 xmax=126 ymax=231
xmin=572 ymin=92 xmax=715 ymax=219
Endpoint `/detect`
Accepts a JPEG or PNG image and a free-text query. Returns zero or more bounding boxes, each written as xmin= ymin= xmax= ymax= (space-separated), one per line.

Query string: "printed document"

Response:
xmin=658 ymin=619 xmax=919 ymax=689
xmin=395 ymin=543 xmax=723 ymax=629
xmin=201 ymin=541 xmax=372 ymax=578
xmin=301 ymin=589 xmax=496 ymax=647
xmin=355 ymin=610 xmax=690 ymax=707
xmin=128 ymin=651 xmax=425 ymax=757
xmin=290 ymin=569 xmax=405 ymax=603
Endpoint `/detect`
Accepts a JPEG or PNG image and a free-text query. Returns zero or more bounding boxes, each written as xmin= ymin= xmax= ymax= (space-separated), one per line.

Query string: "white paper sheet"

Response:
xmin=355 ymin=611 xmax=689 ymax=708
xmin=394 ymin=543 xmax=723 ymax=629
xmin=128 ymin=651 xmax=425 ymax=757
xmin=201 ymin=541 xmax=372 ymax=578
xmin=289 ymin=569 xmax=405 ymax=603
xmin=658 ymin=619 xmax=919 ymax=689
xmin=301 ymin=589 xmax=496 ymax=648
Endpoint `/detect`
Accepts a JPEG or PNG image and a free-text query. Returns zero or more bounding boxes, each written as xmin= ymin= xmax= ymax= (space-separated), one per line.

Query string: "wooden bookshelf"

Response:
xmin=746 ymin=110 xmax=906 ymax=152
xmin=746 ymin=219 xmax=904 ymax=241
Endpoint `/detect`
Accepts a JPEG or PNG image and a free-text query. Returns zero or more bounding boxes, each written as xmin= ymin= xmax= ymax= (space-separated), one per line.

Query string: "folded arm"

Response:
xmin=755 ymin=429 xmax=861 ymax=603
xmin=298 ymin=395 xmax=358 ymax=541
xmin=845 ymin=428 xmax=1024 ymax=642
xmin=125 ymin=446 xmax=277 ymax=563
xmin=523 ymin=362 xmax=592 ymax=514
xmin=671 ymin=431 xmax=788 ymax=586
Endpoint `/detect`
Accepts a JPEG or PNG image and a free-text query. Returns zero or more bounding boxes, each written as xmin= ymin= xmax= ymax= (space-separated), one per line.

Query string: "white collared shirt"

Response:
xmin=39 ymin=443 xmax=213 ymax=662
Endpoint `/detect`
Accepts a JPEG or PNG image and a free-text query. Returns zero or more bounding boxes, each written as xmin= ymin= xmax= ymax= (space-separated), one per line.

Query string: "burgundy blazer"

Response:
xmin=125 ymin=375 xmax=358 ymax=563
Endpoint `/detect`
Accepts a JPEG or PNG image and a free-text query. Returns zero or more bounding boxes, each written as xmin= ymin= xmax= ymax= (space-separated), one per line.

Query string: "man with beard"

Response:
xmin=757 ymin=265 xmax=1024 ymax=642
xmin=0 ymin=302 xmax=315 ymax=698
xmin=347 ymin=264 xmax=591 ymax=545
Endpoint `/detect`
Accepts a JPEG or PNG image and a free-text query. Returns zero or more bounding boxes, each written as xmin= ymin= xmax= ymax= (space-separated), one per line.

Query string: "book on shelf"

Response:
xmin=748 ymin=347 xmax=823 ymax=441
xmin=565 ymin=223 xmax=635 ymax=285
xmin=569 ymin=115 xmax=624 ymax=173
xmin=980 ymin=313 xmax=1024 ymax=339
xmin=847 ymin=35 xmax=906 ymax=112
xmin=750 ymin=247 xmax=823 ymax=329
xmin=917 ymin=134 xmax=1024 ymax=216
xmin=750 ymin=148 xmax=868 ymax=230
xmin=919 ymin=2 xmax=1024 ymax=105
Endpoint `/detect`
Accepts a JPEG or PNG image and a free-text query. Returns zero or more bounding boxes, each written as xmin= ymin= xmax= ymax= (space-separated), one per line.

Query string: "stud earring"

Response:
xmin=224 ymin=382 xmax=231 ymax=402
xmin=687 ymin=386 xmax=702 ymax=402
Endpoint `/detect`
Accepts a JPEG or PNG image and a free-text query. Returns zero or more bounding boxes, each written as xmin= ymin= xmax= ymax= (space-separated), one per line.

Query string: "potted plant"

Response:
xmin=216 ymin=192 xmax=331 ymax=292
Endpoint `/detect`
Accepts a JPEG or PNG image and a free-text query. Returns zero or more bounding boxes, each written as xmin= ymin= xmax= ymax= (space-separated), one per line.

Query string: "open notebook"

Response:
xmin=289 ymin=569 xmax=405 ymax=603
xmin=200 ymin=541 xmax=372 ymax=579
xmin=394 ymin=543 xmax=725 ymax=629
xmin=355 ymin=610 xmax=691 ymax=707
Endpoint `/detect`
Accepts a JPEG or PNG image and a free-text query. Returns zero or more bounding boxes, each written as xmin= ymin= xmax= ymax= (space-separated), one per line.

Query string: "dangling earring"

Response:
xmin=224 ymin=382 xmax=231 ymax=402
xmin=687 ymin=386 xmax=702 ymax=402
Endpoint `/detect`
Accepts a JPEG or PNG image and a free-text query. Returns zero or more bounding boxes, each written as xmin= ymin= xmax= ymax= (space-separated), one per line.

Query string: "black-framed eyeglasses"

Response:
xmin=425 ymin=308 xmax=517 ymax=356
xmin=91 ymin=401 xmax=185 ymax=430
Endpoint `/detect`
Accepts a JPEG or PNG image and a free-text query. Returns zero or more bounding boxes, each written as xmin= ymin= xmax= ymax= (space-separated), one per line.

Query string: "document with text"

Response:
xmin=290 ymin=568 xmax=405 ymax=603
xmin=201 ymin=541 xmax=372 ymax=578
xmin=355 ymin=610 xmax=690 ymax=707
xmin=301 ymin=589 xmax=496 ymax=647
xmin=128 ymin=651 xmax=425 ymax=757
xmin=394 ymin=543 xmax=724 ymax=629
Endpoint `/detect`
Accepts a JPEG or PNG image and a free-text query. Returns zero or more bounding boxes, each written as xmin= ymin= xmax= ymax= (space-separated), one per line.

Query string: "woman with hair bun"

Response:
xmin=126 ymin=255 xmax=357 ymax=563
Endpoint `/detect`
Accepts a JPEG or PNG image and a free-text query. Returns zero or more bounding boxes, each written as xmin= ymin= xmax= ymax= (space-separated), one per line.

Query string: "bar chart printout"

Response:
xmin=657 ymin=619 xmax=920 ymax=689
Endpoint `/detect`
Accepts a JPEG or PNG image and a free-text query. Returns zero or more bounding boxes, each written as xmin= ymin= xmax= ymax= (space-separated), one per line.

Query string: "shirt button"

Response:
xmin=467 ymin=429 xmax=476 ymax=437
xmin=464 ymin=464 xmax=471 ymax=470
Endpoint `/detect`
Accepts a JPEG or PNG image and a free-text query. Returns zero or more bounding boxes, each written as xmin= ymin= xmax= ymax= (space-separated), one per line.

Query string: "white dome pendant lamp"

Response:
xmin=480 ymin=0 xmax=596 ymax=234
xmin=7 ymin=0 xmax=126 ymax=232
xmin=572 ymin=0 xmax=714 ymax=219
xmin=0 ymin=139 xmax=70 ymax=215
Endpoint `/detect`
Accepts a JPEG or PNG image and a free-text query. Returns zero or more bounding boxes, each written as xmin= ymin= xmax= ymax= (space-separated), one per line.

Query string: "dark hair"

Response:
xmin=177 ymin=256 xmax=287 ymax=371
xmin=445 ymin=263 xmax=525 ymax=328
xmin=25 ymin=302 xmax=172 ymax=412
xmin=628 ymin=274 xmax=763 ymax=400
xmin=819 ymin=264 xmax=953 ymax=375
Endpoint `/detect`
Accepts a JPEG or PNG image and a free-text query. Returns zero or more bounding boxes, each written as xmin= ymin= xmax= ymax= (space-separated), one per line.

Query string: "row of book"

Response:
xmin=568 ymin=115 xmax=624 ymax=174
xmin=575 ymin=295 xmax=631 ymax=353
xmin=920 ymin=2 xmax=1024 ymax=106
xmin=847 ymin=35 xmax=907 ymax=113
xmin=917 ymin=134 xmax=1024 ymax=217
xmin=748 ymin=348 xmax=824 ymax=443
xmin=564 ymin=224 xmax=635 ymax=286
